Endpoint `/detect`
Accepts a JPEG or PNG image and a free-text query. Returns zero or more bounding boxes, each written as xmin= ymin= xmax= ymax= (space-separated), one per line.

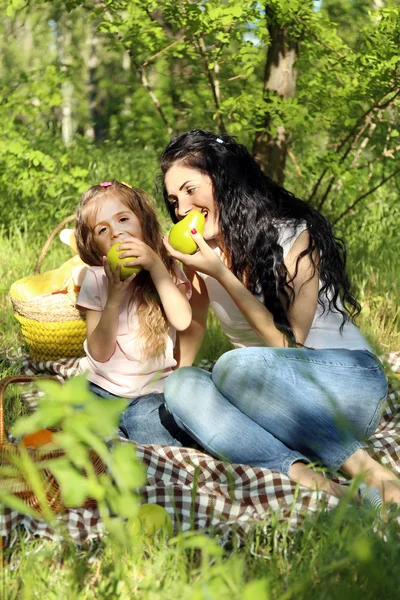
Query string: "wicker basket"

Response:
xmin=9 ymin=215 xmax=87 ymax=361
xmin=0 ymin=375 xmax=106 ymax=515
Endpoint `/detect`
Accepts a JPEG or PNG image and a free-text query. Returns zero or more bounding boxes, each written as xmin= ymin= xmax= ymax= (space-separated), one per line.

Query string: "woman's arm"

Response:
xmin=174 ymin=266 xmax=210 ymax=367
xmin=285 ymin=231 xmax=319 ymax=343
xmin=164 ymin=230 xmax=318 ymax=347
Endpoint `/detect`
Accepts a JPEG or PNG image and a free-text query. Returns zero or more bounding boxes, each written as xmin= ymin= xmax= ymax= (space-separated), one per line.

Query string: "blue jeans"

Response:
xmin=163 ymin=348 xmax=388 ymax=476
xmin=88 ymin=383 xmax=196 ymax=447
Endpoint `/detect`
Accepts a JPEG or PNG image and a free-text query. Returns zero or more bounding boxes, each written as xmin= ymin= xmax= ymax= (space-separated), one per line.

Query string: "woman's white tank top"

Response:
xmin=196 ymin=222 xmax=373 ymax=352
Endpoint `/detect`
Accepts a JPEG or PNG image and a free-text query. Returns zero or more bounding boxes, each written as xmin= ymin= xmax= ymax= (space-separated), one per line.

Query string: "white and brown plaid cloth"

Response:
xmin=1 ymin=352 xmax=399 ymax=545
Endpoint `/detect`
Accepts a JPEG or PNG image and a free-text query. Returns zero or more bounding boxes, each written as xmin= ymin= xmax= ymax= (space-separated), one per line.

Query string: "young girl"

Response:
xmin=160 ymin=129 xmax=399 ymax=506
xmin=74 ymin=180 xmax=194 ymax=446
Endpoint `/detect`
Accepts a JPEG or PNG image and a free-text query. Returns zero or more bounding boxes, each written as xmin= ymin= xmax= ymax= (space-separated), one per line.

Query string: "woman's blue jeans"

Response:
xmin=163 ymin=348 xmax=388 ymax=476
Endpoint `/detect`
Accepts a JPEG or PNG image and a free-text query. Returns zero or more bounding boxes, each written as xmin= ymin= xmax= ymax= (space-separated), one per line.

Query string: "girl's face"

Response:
xmin=164 ymin=164 xmax=221 ymax=242
xmin=90 ymin=195 xmax=143 ymax=256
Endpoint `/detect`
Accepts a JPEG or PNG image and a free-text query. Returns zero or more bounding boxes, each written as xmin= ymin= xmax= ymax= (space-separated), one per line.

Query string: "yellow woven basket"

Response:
xmin=9 ymin=215 xmax=87 ymax=361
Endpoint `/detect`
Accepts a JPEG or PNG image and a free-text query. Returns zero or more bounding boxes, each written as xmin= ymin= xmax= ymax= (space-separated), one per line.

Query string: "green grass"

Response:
xmin=1 ymin=226 xmax=400 ymax=599
xmin=347 ymin=242 xmax=400 ymax=354
xmin=2 ymin=506 xmax=400 ymax=599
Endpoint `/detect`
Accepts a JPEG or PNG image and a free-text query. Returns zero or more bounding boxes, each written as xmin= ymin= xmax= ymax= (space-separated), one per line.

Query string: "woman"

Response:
xmin=160 ymin=129 xmax=399 ymax=505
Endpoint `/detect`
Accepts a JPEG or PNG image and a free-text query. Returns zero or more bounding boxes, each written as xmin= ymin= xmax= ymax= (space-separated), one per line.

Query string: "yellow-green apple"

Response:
xmin=128 ymin=504 xmax=173 ymax=538
xmin=168 ymin=210 xmax=205 ymax=254
xmin=106 ymin=243 xmax=142 ymax=280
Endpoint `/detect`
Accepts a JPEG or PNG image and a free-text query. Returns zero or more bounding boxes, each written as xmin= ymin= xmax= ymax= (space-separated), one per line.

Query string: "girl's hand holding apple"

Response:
xmin=116 ymin=236 xmax=163 ymax=275
xmin=107 ymin=242 xmax=142 ymax=280
xmin=103 ymin=254 xmax=137 ymax=306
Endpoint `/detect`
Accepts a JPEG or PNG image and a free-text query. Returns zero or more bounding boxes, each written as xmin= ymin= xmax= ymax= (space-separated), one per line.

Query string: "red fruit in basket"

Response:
xmin=22 ymin=429 xmax=54 ymax=448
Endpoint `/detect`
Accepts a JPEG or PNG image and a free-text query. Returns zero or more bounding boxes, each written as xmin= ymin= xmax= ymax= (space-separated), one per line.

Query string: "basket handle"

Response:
xmin=0 ymin=375 xmax=60 ymax=447
xmin=34 ymin=214 xmax=76 ymax=275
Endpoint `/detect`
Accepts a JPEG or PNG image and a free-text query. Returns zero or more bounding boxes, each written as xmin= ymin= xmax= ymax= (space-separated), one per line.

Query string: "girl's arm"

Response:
xmin=163 ymin=230 xmax=318 ymax=348
xmin=174 ymin=266 xmax=210 ymax=368
xmin=146 ymin=259 xmax=192 ymax=331
xmin=117 ymin=238 xmax=192 ymax=331
xmin=85 ymin=262 xmax=138 ymax=363
xmin=85 ymin=301 xmax=120 ymax=363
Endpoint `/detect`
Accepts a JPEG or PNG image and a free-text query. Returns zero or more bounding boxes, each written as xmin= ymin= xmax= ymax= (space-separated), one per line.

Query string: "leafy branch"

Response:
xmin=194 ymin=34 xmax=226 ymax=133
xmin=332 ymin=166 xmax=400 ymax=225
xmin=142 ymin=35 xmax=187 ymax=68
xmin=308 ymin=85 xmax=400 ymax=210
xmin=99 ymin=1 xmax=176 ymax=136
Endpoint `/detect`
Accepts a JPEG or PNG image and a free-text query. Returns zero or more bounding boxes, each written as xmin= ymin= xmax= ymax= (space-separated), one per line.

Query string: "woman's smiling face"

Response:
xmin=164 ymin=164 xmax=221 ymax=242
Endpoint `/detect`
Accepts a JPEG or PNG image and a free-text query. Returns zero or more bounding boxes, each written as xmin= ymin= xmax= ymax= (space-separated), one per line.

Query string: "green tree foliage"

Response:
xmin=0 ymin=0 xmax=399 ymax=251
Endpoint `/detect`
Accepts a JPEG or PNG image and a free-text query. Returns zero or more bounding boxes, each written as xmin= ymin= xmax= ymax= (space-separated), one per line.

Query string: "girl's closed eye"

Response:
xmin=187 ymin=187 xmax=197 ymax=195
xmin=98 ymin=226 xmax=107 ymax=235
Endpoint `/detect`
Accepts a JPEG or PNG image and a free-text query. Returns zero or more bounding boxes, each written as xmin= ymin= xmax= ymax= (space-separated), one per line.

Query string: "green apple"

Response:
xmin=106 ymin=243 xmax=142 ymax=280
xmin=129 ymin=504 xmax=173 ymax=538
xmin=168 ymin=209 xmax=205 ymax=254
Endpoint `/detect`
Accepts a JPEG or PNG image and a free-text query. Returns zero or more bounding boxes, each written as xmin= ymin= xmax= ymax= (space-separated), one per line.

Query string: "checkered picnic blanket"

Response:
xmin=1 ymin=352 xmax=399 ymax=545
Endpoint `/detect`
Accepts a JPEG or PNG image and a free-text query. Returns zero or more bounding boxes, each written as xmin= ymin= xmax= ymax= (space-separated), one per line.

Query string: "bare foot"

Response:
xmin=289 ymin=461 xmax=351 ymax=500
xmin=341 ymin=448 xmax=400 ymax=504
xmin=365 ymin=473 xmax=400 ymax=504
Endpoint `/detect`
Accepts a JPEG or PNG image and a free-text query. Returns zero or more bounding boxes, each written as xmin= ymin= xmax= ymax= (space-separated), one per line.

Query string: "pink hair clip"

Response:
xmin=100 ymin=181 xmax=112 ymax=187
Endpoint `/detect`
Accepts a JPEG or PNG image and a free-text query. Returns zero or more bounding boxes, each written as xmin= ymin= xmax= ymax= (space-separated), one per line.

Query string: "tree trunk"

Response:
xmin=252 ymin=9 xmax=299 ymax=185
xmin=56 ymin=23 xmax=74 ymax=147
xmin=85 ymin=30 xmax=105 ymax=142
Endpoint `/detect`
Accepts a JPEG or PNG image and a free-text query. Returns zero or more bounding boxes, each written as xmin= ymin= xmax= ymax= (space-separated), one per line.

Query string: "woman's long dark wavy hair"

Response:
xmin=160 ymin=129 xmax=360 ymax=345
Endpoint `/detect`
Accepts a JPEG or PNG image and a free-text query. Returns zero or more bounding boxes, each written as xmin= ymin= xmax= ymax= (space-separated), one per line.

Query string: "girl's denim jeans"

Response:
xmin=163 ymin=347 xmax=388 ymax=476
xmin=88 ymin=383 xmax=195 ymax=448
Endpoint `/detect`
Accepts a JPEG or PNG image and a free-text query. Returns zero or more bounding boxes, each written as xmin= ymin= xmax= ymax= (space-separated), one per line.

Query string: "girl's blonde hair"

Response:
xmin=75 ymin=180 xmax=175 ymax=361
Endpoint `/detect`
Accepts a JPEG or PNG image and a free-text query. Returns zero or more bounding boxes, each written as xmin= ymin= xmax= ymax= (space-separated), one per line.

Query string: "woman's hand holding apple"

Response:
xmin=163 ymin=230 xmax=226 ymax=280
